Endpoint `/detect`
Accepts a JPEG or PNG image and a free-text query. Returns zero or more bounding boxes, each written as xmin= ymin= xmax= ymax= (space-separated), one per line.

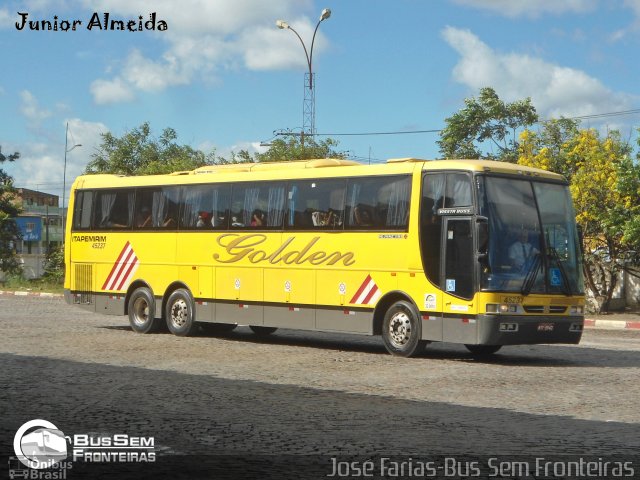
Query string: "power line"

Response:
xmin=305 ymin=108 xmax=640 ymax=138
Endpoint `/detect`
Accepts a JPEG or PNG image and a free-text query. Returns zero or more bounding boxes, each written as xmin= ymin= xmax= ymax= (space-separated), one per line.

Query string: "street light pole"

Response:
xmin=62 ymin=122 xmax=81 ymax=242
xmin=276 ymin=8 xmax=331 ymax=138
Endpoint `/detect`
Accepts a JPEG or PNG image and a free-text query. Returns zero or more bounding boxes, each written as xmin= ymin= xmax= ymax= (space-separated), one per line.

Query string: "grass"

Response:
xmin=1 ymin=275 xmax=64 ymax=294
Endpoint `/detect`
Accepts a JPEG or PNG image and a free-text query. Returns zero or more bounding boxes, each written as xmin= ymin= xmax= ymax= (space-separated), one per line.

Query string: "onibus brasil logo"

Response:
xmin=13 ymin=419 xmax=68 ymax=470
xmin=11 ymin=418 xmax=156 ymax=477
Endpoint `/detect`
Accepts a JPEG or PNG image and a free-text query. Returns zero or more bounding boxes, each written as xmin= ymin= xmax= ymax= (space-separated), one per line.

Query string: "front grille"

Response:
xmin=74 ymin=263 xmax=93 ymax=304
xmin=549 ymin=306 xmax=567 ymax=314
xmin=523 ymin=305 xmax=544 ymax=313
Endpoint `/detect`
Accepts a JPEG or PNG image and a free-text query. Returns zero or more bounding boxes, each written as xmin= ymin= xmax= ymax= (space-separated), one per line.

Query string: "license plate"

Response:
xmin=537 ymin=323 xmax=554 ymax=332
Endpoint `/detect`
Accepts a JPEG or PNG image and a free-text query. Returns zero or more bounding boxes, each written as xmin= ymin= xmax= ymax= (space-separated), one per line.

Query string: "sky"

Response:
xmin=1 ymin=0 xmax=640 ymax=204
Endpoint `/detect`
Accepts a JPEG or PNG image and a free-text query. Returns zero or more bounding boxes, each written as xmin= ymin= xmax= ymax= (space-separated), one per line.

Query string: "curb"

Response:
xmin=584 ymin=318 xmax=640 ymax=330
xmin=0 ymin=290 xmax=64 ymax=298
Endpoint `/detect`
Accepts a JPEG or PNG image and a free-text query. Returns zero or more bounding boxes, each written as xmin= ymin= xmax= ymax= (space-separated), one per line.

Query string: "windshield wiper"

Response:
xmin=521 ymin=253 xmax=541 ymax=296
xmin=547 ymin=247 xmax=573 ymax=296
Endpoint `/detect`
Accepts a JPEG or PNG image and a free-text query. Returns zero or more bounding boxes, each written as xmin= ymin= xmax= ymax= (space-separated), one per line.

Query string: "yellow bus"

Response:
xmin=64 ymin=158 xmax=585 ymax=357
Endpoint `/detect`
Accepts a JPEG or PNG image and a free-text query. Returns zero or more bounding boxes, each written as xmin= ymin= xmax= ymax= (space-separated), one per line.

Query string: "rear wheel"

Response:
xmin=381 ymin=300 xmax=427 ymax=357
xmin=250 ymin=326 xmax=278 ymax=336
xmin=166 ymin=288 xmax=198 ymax=336
xmin=128 ymin=287 xmax=161 ymax=333
xmin=465 ymin=344 xmax=502 ymax=356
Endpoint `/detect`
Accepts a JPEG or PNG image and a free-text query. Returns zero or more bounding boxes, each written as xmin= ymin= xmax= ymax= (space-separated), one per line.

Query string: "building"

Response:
xmin=12 ymin=188 xmax=64 ymax=279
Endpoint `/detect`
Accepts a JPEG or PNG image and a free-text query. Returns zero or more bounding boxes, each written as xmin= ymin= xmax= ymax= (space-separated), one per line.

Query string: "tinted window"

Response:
xmin=73 ymin=190 xmax=94 ymax=230
xmin=345 ymin=176 xmax=411 ymax=230
xmin=420 ymin=173 xmax=445 ymax=285
xmin=92 ymin=190 xmax=134 ymax=229
xmin=286 ymin=179 xmax=345 ymax=229
xmin=133 ymin=187 xmax=180 ymax=230
xmin=230 ymin=183 xmax=285 ymax=228
xmin=444 ymin=173 xmax=472 ymax=207
xmin=179 ymin=184 xmax=230 ymax=230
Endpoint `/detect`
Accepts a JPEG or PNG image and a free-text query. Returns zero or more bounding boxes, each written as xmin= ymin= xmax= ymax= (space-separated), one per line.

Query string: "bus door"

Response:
xmin=441 ymin=216 xmax=477 ymax=343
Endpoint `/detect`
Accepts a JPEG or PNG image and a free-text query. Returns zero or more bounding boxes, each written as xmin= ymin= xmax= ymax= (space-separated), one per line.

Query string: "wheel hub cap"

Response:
xmin=389 ymin=312 xmax=411 ymax=347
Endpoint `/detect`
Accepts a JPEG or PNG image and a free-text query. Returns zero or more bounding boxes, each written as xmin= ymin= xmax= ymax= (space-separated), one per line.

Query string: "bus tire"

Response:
xmin=128 ymin=287 xmax=161 ymax=334
xmin=382 ymin=300 xmax=426 ymax=357
xmin=166 ymin=288 xmax=198 ymax=336
xmin=465 ymin=344 xmax=502 ymax=356
xmin=250 ymin=326 xmax=278 ymax=336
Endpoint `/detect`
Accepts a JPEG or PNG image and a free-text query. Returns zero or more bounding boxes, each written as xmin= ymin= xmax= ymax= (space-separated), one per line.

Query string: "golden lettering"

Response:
xmin=213 ymin=234 xmax=356 ymax=267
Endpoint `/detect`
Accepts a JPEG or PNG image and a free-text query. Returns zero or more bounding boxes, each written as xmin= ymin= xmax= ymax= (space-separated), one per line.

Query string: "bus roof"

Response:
xmin=72 ymin=157 xmax=565 ymax=189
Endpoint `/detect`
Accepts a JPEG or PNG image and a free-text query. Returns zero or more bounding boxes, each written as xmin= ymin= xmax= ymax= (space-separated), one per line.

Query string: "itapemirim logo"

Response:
xmin=13 ymin=419 xmax=68 ymax=469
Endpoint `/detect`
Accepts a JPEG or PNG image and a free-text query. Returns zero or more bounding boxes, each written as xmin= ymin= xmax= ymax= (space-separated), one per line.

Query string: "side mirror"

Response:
xmin=476 ymin=217 xmax=489 ymax=256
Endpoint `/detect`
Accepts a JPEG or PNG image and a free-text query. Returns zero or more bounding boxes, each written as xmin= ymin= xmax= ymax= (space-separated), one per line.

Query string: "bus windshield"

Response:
xmin=478 ymin=176 xmax=584 ymax=295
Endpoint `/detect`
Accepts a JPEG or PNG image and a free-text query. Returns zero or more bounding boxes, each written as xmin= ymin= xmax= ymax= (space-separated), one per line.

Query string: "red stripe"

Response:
xmin=361 ymin=284 xmax=379 ymax=304
xmin=583 ymin=319 xmax=596 ymax=327
xmin=349 ymin=274 xmax=372 ymax=304
xmin=115 ymin=255 xmax=139 ymax=290
xmin=101 ymin=242 xmax=131 ymax=290
xmin=109 ymin=248 xmax=135 ymax=290
xmin=626 ymin=321 xmax=640 ymax=329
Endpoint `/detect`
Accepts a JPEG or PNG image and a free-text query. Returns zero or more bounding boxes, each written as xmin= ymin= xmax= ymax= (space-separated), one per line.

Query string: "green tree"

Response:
xmin=254 ymin=135 xmax=345 ymax=163
xmin=85 ymin=122 xmax=217 ymax=175
xmin=438 ymin=87 xmax=538 ymax=162
xmin=519 ymin=125 xmax=640 ymax=312
xmin=0 ymin=146 xmax=22 ymax=275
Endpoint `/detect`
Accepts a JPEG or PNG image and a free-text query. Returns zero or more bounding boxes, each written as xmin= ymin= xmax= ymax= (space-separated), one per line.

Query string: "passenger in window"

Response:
xmin=354 ymin=205 xmax=374 ymax=227
xmin=137 ymin=207 xmax=152 ymax=228
xmin=196 ymin=211 xmax=211 ymax=228
xmin=162 ymin=216 xmax=176 ymax=228
xmin=251 ymin=209 xmax=265 ymax=227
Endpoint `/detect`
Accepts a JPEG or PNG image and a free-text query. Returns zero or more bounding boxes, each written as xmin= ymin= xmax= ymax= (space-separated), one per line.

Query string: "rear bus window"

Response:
xmin=72 ymin=190 xmax=94 ymax=230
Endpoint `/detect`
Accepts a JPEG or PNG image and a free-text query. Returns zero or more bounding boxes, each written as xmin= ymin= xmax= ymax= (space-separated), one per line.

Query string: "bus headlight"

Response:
xmin=570 ymin=306 xmax=584 ymax=315
xmin=486 ymin=303 xmax=518 ymax=314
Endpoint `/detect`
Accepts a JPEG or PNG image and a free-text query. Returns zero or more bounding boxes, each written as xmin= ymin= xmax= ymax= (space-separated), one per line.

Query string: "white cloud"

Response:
xmin=0 ymin=8 xmax=11 ymax=27
xmin=86 ymin=0 xmax=323 ymax=103
xmin=20 ymin=90 xmax=52 ymax=125
xmin=3 ymin=119 xmax=108 ymax=200
xmin=90 ymin=77 xmax=135 ymax=105
xmin=450 ymin=0 xmax=598 ymax=18
xmin=441 ymin=26 xmax=635 ymax=119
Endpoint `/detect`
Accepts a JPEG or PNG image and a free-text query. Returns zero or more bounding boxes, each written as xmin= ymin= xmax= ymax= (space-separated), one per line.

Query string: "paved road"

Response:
xmin=1 ymin=296 xmax=639 ymax=479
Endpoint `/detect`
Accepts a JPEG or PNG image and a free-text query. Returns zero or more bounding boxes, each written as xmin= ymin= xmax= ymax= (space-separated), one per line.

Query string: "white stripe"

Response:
xmin=368 ymin=288 xmax=382 ymax=305
xmin=105 ymin=244 xmax=134 ymax=290
xmin=354 ymin=279 xmax=375 ymax=304
xmin=118 ymin=261 xmax=139 ymax=290
xmin=107 ymin=251 xmax=136 ymax=290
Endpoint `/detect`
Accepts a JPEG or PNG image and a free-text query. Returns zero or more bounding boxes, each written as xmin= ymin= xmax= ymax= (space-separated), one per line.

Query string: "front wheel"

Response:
xmin=128 ymin=287 xmax=162 ymax=333
xmin=465 ymin=344 xmax=502 ymax=356
xmin=166 ymin=288 xmax=198 ymax=336
xmin=382 ymin=300 xmax=427 ymax=357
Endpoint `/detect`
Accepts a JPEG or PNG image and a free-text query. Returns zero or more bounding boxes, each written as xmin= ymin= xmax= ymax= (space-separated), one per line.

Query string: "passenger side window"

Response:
xmin=133 ymin=187 xmax=180 ymax=230
xmin=179 ymin=184 xmax=230 ymax=230
xmin=92 ymin=190 xmax=134 ymax=229
xmin=286 ymin=179 xmax=345 ymax=229
xmin=230 ymin=183 xmax=286 ymax=228
xmin=345 ymin=176 xmax=411 ymax=230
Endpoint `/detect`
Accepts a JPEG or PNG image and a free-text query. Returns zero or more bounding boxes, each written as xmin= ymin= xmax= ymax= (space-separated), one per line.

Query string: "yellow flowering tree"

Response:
xmin=519 ymin=122 xmax=640 ymax=312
